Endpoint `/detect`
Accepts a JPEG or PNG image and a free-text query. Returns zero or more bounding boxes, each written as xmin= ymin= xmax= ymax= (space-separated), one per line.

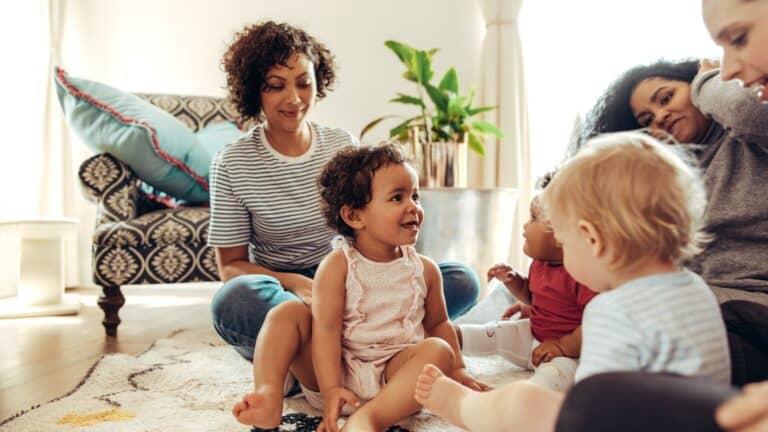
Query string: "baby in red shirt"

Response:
xmin=455 ymin=174 xmax=597 ymax=391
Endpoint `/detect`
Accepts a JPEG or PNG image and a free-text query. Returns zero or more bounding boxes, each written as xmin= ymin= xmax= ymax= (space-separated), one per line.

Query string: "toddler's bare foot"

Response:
xmin=414 ymin=364 xmax=471 ymax=429
xmin=231 ymin=385 xmax=283 ymax=428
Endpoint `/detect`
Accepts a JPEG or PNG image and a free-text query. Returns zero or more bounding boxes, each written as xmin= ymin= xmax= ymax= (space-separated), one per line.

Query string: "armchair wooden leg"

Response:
xmin=98 ymin=285 xmax=125 ymax=337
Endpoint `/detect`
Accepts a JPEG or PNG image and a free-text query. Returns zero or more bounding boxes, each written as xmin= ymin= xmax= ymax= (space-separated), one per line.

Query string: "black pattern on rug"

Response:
xmin=251 ymin=413 xmax=410 ymax=432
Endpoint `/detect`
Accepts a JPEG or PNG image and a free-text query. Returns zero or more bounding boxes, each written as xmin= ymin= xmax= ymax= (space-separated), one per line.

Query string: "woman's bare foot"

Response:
xmin=414 ymin=364 xmax=471 ymax=429
xmin=231 ymin=385 xmax=283 ymax=428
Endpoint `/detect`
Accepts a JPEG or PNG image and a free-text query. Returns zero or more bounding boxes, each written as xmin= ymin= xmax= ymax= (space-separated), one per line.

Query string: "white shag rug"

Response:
xmin=2 ymin=287 xmax=526 ymax=432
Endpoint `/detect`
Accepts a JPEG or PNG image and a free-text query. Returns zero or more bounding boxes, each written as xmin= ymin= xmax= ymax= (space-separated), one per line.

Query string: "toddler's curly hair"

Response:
xmin=319 ymin=144 xmax=407 ymax=237
xmin=221 ymin=21 xmax=336 ymax=122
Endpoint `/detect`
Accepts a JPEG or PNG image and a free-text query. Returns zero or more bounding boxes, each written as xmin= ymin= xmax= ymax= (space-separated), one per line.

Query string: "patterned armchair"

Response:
xmin=78 ymin=94 xmax=241 ymax=336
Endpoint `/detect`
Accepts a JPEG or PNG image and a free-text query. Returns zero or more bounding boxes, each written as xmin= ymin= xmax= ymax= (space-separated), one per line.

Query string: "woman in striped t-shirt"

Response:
xmin=208 ymin=22 xmax=481 ymax=371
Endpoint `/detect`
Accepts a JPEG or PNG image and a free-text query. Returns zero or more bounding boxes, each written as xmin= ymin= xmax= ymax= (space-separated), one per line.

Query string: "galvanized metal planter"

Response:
xmin=416 ymin=187 xmax=518 ymax=297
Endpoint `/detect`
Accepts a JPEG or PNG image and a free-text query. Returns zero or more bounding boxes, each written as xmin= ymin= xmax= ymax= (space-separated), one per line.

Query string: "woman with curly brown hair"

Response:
xmin=207 ymin=21 xmax=481 ymax=397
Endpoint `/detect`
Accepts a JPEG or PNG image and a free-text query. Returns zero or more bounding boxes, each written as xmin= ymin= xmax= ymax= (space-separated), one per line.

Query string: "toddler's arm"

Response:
xmin=312 ymin=250 xmax=359 ymax=431
xmin=422 ymin=256 xmax=490 ymax=391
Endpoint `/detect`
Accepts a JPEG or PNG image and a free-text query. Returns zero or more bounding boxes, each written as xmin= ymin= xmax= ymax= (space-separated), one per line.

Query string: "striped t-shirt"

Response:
xmin=576 ymin=270 xmax=731 ymax=385
xmin=207 ymin=122 xmax=357 ymax=271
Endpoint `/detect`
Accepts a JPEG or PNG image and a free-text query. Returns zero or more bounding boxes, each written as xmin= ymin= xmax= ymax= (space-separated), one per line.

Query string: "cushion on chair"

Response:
xmin=92 ymin=207 xmax=219 ymax=285
xmin=54 ymin=67 xmax=243 ymax=203
xmin=94 ymin=208 xmax=211 ymax=248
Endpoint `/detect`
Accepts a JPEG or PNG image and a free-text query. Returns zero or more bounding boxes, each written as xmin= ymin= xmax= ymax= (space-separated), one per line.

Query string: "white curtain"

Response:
xmin=0 ymin=0 xmax=84 ymax=297
xmin=43 ymin=0 xmax=89 ymax=289
xmin=470 ymin=0 xmax=531 ymax=271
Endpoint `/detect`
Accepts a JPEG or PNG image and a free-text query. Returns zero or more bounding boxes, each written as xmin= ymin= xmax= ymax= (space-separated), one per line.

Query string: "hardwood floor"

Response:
xmin=0 ymin=283 xmax=219 ymax=420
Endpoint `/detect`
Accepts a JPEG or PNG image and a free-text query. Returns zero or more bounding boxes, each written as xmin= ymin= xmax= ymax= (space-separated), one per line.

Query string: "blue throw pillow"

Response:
xmin=141 ymin=122 xmax=244 ymax=207
xmin=54 ymin=67 xmax=242 ymax=203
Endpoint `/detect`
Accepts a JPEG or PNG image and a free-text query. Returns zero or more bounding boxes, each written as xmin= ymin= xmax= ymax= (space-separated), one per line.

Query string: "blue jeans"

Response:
xmin=211 ymin=261 xmax=480 ymax=360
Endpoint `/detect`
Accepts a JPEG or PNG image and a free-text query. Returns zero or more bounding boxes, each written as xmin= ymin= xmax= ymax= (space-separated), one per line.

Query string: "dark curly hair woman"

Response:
xmin=209 ymin=25 xmax=481 ymax=424
xmin=221 ymin=21 xmax=336 ymax=123
xmin=208 ymin=20 xmax=359 ymax=360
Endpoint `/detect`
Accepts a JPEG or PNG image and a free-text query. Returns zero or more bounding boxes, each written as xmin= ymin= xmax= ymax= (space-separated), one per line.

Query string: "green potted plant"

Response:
xmin=361 ymin=40 xmax=504 ymax=187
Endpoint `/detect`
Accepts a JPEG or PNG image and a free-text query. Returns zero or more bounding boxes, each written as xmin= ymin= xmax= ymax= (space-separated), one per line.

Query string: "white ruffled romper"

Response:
xmin=302 ymin=236 xmax=428 ymax=412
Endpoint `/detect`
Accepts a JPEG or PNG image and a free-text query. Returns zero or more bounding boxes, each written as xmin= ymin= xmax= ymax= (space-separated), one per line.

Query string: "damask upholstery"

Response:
xmin=79 ymin=93 xmax=241 ymax=336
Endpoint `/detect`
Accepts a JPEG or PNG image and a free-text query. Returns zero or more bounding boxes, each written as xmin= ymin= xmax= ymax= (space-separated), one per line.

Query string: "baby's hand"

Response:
xmin=450 ymin=367 xmax=492 ymax=392
xmin=501 ymin=301 xmax=531 ymax=320
xmin=487 ymin=263 xmax=524 ymax=294
xmin=318 ymin=387 xmax=360 ymax=432
xmin=531 ymin=341 xmax=566 ymax=366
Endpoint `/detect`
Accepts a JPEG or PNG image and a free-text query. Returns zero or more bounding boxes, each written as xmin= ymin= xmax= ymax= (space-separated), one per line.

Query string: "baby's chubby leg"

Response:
xmin=343 ymin=338 xmax=455 ymax=431
xmin=232 ymin=301 xmax=317 ymax=428
xmin=415 ymin=364 xmax=565 ymax=432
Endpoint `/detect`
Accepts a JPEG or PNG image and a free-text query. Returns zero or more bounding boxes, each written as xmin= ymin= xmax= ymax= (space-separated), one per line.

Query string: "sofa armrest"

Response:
xmin=78 ymin=153 xmax=140 ymax=224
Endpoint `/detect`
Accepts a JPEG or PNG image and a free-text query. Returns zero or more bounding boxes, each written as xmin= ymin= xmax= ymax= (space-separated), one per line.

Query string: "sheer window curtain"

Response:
xmin=520 ymin=0 xmax=720 ymax=184
xmin=0 ymin=0 xmax=87 ymax=298
xmin=470 ymin=0 xmax=531 ymax=271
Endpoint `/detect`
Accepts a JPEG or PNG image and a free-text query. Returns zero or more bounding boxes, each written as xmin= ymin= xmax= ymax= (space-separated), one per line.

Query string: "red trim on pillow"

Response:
xmin=55 ymin=67 xmax=209 ymax=191
xmin=144 ymin=191 xmax=182 ymax=209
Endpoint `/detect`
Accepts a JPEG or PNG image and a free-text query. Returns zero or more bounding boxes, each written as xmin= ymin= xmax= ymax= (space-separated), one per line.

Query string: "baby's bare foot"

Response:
xmin=414 ymin=364 xmax=472 ymax=429
xmin=231 ymin=385 xmax=283 ymax=428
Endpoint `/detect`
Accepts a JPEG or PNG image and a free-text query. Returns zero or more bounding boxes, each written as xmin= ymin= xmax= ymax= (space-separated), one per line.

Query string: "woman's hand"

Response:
xmin=449 ymin=367 xmax=492 ymax=392
xmin=699 ymin=58 xmax=721 ymax=73
xmin=716 ymin=381 xmax=768 ymax=432
xmin=284 ymin=273 xmax=314 ymax=305
xmin=501 ymin=301 xmax=532 ymax=320
xmin=317 ymin=387 xmax=360 ymax=432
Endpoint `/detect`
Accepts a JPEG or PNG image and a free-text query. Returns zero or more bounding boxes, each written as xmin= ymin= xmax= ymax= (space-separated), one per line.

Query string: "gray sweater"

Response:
xmin=689 ymin=69 xmax=768 ymax=293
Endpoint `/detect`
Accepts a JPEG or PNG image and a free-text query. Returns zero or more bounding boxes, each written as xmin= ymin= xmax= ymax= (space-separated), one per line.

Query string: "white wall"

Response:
xmin=61 ymin=0 xmax=486 ymax=143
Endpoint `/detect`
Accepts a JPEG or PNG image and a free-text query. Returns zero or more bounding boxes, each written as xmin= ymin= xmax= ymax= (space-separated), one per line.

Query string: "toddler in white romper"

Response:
xmin=301 ymin=236 xmax=428 ymax=412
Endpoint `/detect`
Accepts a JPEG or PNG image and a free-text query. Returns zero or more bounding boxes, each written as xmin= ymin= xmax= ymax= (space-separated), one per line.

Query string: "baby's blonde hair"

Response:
xmin=540 ymin=131 xmax=708 ymax=271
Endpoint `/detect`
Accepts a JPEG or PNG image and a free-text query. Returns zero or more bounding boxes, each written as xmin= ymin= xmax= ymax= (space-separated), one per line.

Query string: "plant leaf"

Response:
xmin=360 ymin=115 xmax=399 ymax=139
xmin=467 ymin=105 xmax=496 ymax=116
xmin=425 ymin=83 xmax=448 ymax=113
xmin=435 ymin=125 xmax=452 ymax=141
xmin=390 ymin=94 xmax=425 ymax=108
xmin=402 ymin=71 xmax=418 ymax=82
xmin=471 ymin=120 xmax=505 ymax=138
xmin=448 ymin=95 xmax=469 ymax=117
xmin=468 ymin=132 xmax=486 ymax=156
xmin=389 ymin=115 xmax=424 ymax=138
xmin=466 ymin=87 xmax=476 ymax=109
xmin=413 ymin=50 xmax=433 ymax=85
xmin=384 ymin=40 xmax=416 ymax=67
xmin=439 ymin=68 xmax=459 ymax=94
